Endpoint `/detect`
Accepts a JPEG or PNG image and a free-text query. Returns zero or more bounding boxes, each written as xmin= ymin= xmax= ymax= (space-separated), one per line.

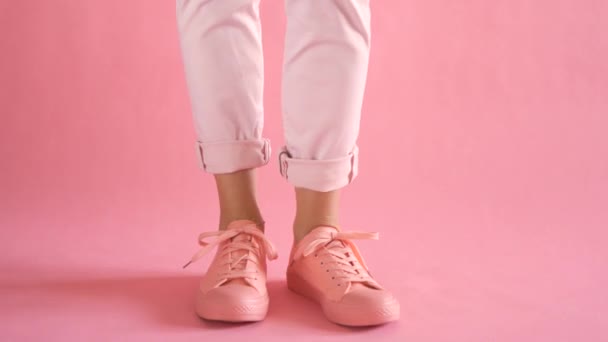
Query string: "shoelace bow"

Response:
xmin=183 ymin=226 xmax=278 ymax=281
xmin=293 ymin=228 xmax=379 ymax=284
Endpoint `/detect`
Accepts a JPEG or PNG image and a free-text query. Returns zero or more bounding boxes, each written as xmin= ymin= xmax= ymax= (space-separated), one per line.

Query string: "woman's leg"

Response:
xmin=176 ymin=0 xmax=278 ymax=323
xmin=280 ymin=0 xmax=371 ymax=241
xmin=176 ymin=0 xmax=269 ymax=230
xmin=281 ymin=1 xmax=399 ymax=327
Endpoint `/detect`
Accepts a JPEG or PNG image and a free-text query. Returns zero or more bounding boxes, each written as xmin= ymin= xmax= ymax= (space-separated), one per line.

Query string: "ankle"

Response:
xmin=220 ymin=213 xmax=265 ymax=232
xmin=292 ymin=187 xmax=341 ymax=243
xmin=293 ymin=218 xmax=339 ymax=243
xmin=214 ymin=168 xmax=264 ymax=231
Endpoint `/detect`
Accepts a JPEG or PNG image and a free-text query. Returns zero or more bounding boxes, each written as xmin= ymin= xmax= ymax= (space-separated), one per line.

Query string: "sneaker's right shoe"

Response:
xmin=183 ymin=220 xmax=277 ymax=322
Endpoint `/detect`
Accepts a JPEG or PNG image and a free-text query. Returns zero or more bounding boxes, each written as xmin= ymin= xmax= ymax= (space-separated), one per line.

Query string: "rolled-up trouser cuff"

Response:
xmin=196 ymin=138 xmax=271 ymax=174
xmin=278 ymin=146 xmax=359 ymax=192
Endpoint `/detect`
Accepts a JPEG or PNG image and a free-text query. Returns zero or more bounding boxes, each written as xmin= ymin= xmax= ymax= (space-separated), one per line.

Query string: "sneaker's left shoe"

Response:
xmin=287 ymin=226 xmax=400 ymax=326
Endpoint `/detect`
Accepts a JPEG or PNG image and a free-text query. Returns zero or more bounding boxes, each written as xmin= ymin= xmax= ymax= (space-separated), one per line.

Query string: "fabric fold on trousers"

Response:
xmin=195 ymin=138 xmax=271 ymax=174
xmin=278 ymin=145 xmax=359 ymax=192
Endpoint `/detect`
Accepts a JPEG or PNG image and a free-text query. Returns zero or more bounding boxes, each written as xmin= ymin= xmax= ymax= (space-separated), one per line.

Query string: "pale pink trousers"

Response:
xmin=176 ymin=0 xmax=371 ymax=192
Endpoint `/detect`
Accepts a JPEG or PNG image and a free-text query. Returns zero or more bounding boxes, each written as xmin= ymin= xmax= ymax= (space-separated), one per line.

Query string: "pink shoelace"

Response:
xmin=292 ymin=227 xmax=379 ymax=284
xmin=183 ymin=225 xmax=278 ymax=281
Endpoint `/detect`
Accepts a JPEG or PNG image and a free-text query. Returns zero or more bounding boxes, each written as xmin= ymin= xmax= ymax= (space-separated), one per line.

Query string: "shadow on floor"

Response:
xmin=1 ymin=273 xmax=390 ymax=333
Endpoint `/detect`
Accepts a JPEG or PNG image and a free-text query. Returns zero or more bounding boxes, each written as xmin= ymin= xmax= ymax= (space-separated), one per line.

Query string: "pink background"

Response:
xmin=2 ymin=0 xmax=607 ymax=341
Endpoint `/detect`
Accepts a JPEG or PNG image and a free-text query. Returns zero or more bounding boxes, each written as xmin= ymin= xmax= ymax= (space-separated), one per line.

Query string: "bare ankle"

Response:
xmin=214 ymin=169 xmax=264 ymax=231
xmin=293 ymin=187 xmax=341 ymax=242
xmin=219 ymin=214 xmax=265 ymax=231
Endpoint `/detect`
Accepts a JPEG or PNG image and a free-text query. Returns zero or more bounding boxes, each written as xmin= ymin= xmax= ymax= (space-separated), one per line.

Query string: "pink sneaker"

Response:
xmin=287 ymin=226 xmax=400 ymax=326
xmin=183 ymin=220 xmax=277 ymax=322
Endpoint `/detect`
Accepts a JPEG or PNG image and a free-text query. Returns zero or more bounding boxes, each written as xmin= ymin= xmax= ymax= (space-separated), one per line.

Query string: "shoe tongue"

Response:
xmin=231 ymin=232 xmax=252 ymax=243
xmin=229 ymin=233 xmax=252 ymax=269
xmin=223 ymin=233 xmax=253 ymax=286
xmin=315 ymin=226 xmax=346 ymax=249
xmin=325 ymin=239 xmax=354 ymax=267
xmin=324 ymin=239 xmax=377 ymax=289
xmin=326 ymin=239 xmax=347 ymax=252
